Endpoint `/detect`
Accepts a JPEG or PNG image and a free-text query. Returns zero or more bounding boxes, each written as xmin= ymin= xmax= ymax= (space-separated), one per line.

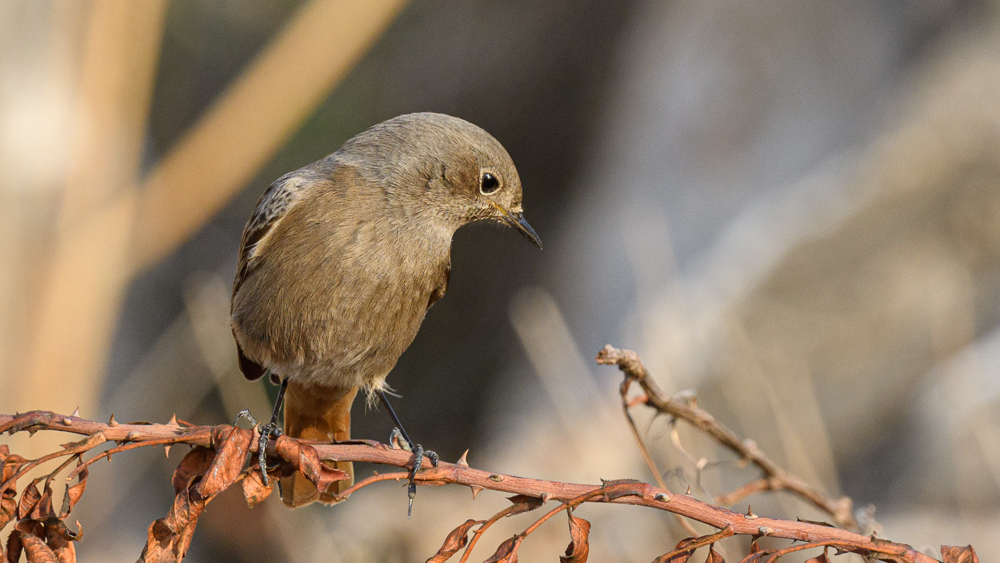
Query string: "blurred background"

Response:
xmin=2 ymin=0 xmax=999 ymax=561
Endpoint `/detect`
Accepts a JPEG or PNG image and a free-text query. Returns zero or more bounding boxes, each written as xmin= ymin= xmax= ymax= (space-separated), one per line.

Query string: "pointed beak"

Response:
xmin=492 ymin=202 xmax=542 ymax=249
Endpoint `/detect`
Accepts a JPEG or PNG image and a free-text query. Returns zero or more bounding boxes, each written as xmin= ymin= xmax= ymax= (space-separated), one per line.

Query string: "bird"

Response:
xmin=230 ymin=112 xmax=541 ymax=508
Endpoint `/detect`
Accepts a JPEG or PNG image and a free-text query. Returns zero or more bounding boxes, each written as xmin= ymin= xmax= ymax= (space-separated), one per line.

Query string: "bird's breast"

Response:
xmin=238 ymin=222 xmax=452 ymax=389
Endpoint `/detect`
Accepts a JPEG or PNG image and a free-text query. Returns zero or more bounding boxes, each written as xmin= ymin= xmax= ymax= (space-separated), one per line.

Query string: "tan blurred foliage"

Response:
xmin=1 ymin=0 xmax=999 ymax=561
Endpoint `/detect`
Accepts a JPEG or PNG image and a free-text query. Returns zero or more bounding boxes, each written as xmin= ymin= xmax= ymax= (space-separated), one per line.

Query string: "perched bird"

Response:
xmin=230 ymin=112 xmax=541 ymax=508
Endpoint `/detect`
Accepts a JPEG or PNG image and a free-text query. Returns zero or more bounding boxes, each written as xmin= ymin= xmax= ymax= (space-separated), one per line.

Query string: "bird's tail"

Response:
xmin=281 ymin=381 xmax=358 ymax=507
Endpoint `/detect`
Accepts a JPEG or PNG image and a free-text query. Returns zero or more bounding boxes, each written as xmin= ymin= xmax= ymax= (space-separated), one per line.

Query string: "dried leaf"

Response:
xmin=652 ymin=534 xmax=715 ymax=563
xmin=138 ymin=480 xmax=207 ymax=563
xmin=600 ymin=482 xmax=645 ymax=502
xmin=5 ymin=528 xmax=24 ymax=563
xmin=19 ymin=533 xmax=58 ymax=563
xmin=652 ymin=549 xmax=693 ymax=563
xmin=197 ymin=427 xmax=253 ymax=498
xmin=942 ymin=546 xmax=980 ymax=563
xmin=30 ymin=482 xmax=58 ymax=521
xmin=273 ymin=435 xmax=350 ymax=492
xmin=13 ymin=519 xmax=44 ymax=537
xmin=506 ymin=494 xmax=544 ymax=516
xmin=705 ymin=545 xmax=725 ymax=563
xmin=313 ymin=461 xmax=350 ymax=493
xmin=803 ymin=550 xmax=831 ymax=563
xmin=0 ymin=447 xmax=20 ymax=533
xmin=241 ymin=470 xmax=274 ymax=508
xmin=59 ymin=463 xmax=88 ymax=519
xmin=0 ymin=493 xmax=15 ymax=533
xmin=484 ymin=535 xmax=523 ymax=563
xmin=737 ymin=552 xmax=768 ymax=563
xmin=1 ymin=453 xmax=28 ymax=489
xmin=559 ymin=511 xmax=591 ymax=563
xmin=171 ymin=447 xmax=214 ymax=494
xmin=1 ymin=470 xmax=19 ymax=533
xmin=426 ymin=519 xmax=482 ymax=563
xmin=45 ymin=520 xmax=77 ymax=563
xmin=17 ymin=478 xmax=43 ymax=520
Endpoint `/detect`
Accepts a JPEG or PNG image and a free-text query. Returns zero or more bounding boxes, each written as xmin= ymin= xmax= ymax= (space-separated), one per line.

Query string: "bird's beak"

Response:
xmin=492 ymin=202 xmax=542 ymax=249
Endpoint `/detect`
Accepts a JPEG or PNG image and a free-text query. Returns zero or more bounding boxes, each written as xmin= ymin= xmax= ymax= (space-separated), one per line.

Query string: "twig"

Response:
xmin=597 ymin=345 xmax=858 ymax=530
xmin=3 ymin=412 xmax=901 ymax=549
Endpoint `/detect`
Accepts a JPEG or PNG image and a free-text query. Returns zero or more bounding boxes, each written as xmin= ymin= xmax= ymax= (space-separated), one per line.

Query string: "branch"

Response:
xmin=0 ymin=408 xmax=953 ymax=563
xmin=597 ymin=345 xmax=857 ymax=530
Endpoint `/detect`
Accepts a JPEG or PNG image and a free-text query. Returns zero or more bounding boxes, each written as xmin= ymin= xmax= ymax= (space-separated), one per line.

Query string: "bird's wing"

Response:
xmin=232 ymin=172 xmax=316 ymax=381
xmin=232 ymin=173 xmax=312 ymax=298
xmin=426 ymin=263 xmax=450 ymax=309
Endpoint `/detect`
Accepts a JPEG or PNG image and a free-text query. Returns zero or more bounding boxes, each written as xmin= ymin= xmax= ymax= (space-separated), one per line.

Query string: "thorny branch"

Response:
xmin=597 ymin=344 xmax=858 ymax=530
xmin=0 ymin=346 xmax=980 ymax=563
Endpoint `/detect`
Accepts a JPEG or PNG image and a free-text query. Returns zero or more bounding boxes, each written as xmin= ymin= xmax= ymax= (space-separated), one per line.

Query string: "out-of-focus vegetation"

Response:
xmin=1 ymin=1 xmax=998 ymax=561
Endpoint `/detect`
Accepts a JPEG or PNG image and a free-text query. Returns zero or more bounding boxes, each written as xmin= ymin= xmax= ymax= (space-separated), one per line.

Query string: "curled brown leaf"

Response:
xmin=426 ymin=518 xmax=482 ymax=563
xmin=30 ymin=482 xmax=58 ymax=521
xmin=241 ymin=470 xmax=274 ymax=508
xmin=171 ymin=447 xmax=214 ymax=494
xmin=484 ymin=535 xmax=523 ymax=563
xmin=197 ymin=427 xmax=252 ymax=498
xmin=705 ymin=545 xmax=725 ymax=563
xmin=653 ymin=549 xmax=693 ymax=563
xmin=45 ymin=520 xmax=77 ymax=563
xmin=138 ymin=480 xmax=206 ymax=563
xmin=737 ymin=551 xmax=769 ymax=563
xmin=506 ymin=494 xmax=545 ymax=516
xmin=941 ymin=546 xmax=980 ymax=563
xmin=559 ymin=510 xmax=591 ymax=563
xmin=17 ymin=478 xmax=43 ymax=520
xmin=19 ymin=533 xmax=58 ymax=563
xmin=59 ymin=463 xmax=88 ymax=519
xmin=273 ymin=435 xmax=348 ymax=492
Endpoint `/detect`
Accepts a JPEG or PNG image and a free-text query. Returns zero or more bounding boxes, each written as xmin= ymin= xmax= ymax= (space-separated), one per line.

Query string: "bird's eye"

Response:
xmin=480 ymin=172 xmax=500 ymax=195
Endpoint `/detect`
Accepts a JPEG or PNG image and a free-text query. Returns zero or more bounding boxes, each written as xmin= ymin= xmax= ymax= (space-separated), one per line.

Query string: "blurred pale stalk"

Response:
xmin=24 ymin=0 xmax=167 ymax=423
xmin=510 ymin=287 xmax=631 ymax=480
xmin=0 ymin=2 xmax=82 ymax=412
xmin=129 ymin=0 xmax=409 ymax=272
xmin=19 ymin=0 xmax=409 ymax=429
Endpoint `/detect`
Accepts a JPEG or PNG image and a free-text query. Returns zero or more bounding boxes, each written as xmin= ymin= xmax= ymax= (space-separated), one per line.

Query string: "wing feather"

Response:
xmin=232 ymin=174 xmax=311 ymax=298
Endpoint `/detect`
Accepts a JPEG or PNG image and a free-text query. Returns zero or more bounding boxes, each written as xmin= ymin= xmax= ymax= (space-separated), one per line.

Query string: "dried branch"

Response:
xmin=0 ymin=407 xmax=953 ymax=563
xmin=597 ymin=345 xmax=857 ymax=530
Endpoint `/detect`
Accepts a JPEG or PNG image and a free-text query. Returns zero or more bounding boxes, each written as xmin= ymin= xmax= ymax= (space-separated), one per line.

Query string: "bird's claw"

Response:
xmin=256 ymin=422 xmax=282 ymax=486
xmin=405 ymin=443 xmax=437 ymax=518
xmin=389 ymin=427 xmax=408 ymax=450
xmin=234 ymin=409 xmax=258 ymax=427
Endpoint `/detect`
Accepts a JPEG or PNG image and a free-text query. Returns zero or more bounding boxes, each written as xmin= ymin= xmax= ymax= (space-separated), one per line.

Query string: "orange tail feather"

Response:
xmin=281 ymin=381 xmax=358 ymax=507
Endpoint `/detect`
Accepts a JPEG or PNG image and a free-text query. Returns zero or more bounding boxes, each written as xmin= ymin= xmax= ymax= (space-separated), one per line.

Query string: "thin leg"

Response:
xmin=257 ymin=375 xmax=289 ymax=485
xmin=378 ymin=390 xmax=414 ymax=448
xmin=378 ymin=390 xmax=438 ymax=517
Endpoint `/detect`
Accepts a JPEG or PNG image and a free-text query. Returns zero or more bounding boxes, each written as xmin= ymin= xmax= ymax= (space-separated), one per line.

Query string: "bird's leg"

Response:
xmin=378 ymin=390 xmax=438 ymax=517
xmin=253 ymin=375 xmax=289 ymax=485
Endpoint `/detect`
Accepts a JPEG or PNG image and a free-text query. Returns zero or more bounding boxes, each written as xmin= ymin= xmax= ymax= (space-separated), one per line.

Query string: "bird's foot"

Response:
xmin=394 ymin=435 xmax=438 ymax=518
xmin=235 ymin=409 xmax=260 ymax=477
xmin=389 ymin=426 xmax=408 ymax=450
xmin=389 ymin=428 xmax=439 ymax=517
xmin=256 ymin=422 xmax=282 ymax=486
xmin=234 ymin=408 xmax=258 ymax=427
xmin=234 ymin=409 xmax=283 ymax=485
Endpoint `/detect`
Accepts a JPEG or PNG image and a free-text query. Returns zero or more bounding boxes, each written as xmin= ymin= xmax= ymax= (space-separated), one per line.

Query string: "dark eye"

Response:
xmin=480 ymin=172 xmax=500 ymax=195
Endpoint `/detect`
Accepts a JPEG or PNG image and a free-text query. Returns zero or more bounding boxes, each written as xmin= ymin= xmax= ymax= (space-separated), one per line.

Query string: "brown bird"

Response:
xmin=230 ymin=112 xmax=541 ymax=508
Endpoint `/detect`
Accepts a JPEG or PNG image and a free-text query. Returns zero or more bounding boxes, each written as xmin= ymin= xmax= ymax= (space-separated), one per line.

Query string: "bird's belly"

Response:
xmin=268 ymin=277 xmax=431 ymax=390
